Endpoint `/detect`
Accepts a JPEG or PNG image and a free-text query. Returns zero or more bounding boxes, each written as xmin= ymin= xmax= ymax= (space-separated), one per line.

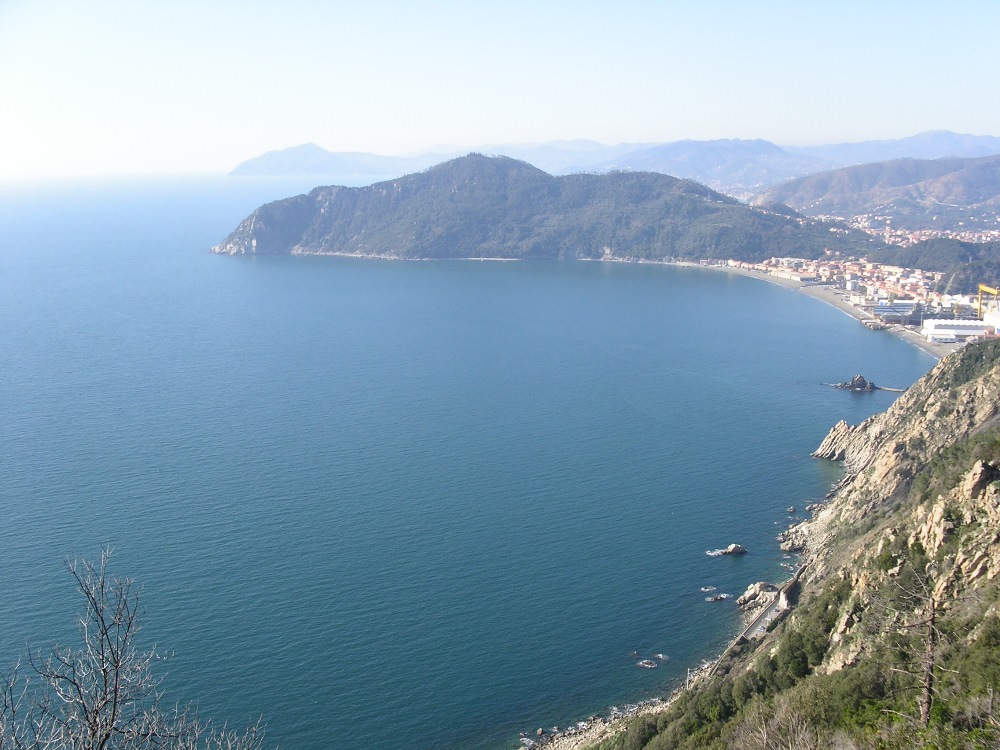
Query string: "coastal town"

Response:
xmin=819 ymin=213 xmax=1000 ymax=247
xmin=719 ymin=255 xmax=1000 ymax=352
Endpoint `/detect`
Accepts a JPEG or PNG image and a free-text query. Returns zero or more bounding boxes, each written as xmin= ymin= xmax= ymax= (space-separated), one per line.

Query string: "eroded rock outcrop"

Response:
xmin=787 ymin=341 xmax=1000 ymax=673
xmin=805 ymin=343 xmax=1000 ymax=548
xmin=737 ymin=582 xmax=778 ymax=621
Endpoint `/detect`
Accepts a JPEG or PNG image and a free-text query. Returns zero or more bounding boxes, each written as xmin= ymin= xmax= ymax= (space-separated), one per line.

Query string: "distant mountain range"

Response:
xmin=785 ymin=130 xmax=1000 ymax=167
xmin=214 ymin=154 xmax=876 ymax=263
xmin=754 ymin=154 xmax=1000 ymax=230
xmin=230 ymin=131 xmax=1000 ymax=194
xmin=228 ymin=144 xmax=445 ymax=179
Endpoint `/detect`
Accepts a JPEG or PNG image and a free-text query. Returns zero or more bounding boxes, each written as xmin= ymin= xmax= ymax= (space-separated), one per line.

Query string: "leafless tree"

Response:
xmin=0 ymin=551 xmax=267 ymax=750
xmin=871 ymin=558 xmax=972 ymax=730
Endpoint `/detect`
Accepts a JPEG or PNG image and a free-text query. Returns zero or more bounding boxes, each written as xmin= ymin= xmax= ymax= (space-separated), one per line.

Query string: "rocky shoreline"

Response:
xmin=513 ymin=661 xmax=717 ymax=750
xmin=510 ymin=547 xmax=799 ymax=749
xmin=513 ymin=574 xmax=792 ymax=750
xmin=505 ymin=257 xmax=957 ymax=747
xmin=779 ymin=343 xmax=1000 ymax=580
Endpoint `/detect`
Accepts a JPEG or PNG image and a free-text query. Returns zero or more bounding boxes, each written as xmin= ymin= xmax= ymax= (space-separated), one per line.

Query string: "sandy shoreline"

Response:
xmin=698 ymin=265 xmax=959 ymax=361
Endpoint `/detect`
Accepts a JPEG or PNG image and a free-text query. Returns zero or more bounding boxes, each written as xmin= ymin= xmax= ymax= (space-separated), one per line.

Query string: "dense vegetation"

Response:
xmin=599 ymin=529 xmax=1000 ymax=749
xmin=214 ymin=155 xmax=876 ymax=262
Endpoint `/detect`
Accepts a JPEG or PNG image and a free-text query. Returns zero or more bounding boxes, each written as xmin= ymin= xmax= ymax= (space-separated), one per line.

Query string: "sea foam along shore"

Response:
xmin=514 ymin=662 xmax=717 ymax=750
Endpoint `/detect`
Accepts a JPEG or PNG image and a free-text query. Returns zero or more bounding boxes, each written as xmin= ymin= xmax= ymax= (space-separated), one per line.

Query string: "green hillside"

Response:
xmin=867 ymin=238 xmax=1000 ymax=293
xmin=756 ymin=155 xmax=1000 ymax=232
xmin=213 ymin=154 xmax=876 ymax=262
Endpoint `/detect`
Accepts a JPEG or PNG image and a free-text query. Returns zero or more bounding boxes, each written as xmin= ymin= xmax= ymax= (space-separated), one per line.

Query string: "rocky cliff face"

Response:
xmin=603 ymin=340 xmax=1000 ymax=749
xmin=798 ymin=339 xmax=1000 ymax=670
xmin=808 ymin=342 xmax=1000 ymax=537
xmin=211 ymin=191 xmax=330 ymax=256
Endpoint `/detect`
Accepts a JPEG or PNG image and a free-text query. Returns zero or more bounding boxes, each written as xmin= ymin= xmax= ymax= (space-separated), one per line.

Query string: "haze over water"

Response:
xmin=0 ymin=177 xmax=935 ymax=749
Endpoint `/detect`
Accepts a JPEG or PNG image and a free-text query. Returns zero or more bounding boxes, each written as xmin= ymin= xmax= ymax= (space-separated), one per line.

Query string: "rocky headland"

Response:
xmin=736 ymin=582 xmax=779 ymax=623
xmin=577 ymin=338 xmax=1000 ymax=749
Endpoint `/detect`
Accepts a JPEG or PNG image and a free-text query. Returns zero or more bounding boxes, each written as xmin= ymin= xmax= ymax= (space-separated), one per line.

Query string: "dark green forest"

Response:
xmin=214 ymin=155 xmax=876 ymax=262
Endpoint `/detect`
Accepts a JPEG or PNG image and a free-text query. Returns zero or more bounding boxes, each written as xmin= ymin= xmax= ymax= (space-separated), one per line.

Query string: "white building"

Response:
xmin=921 ymin=319 xmax=991 ymax=343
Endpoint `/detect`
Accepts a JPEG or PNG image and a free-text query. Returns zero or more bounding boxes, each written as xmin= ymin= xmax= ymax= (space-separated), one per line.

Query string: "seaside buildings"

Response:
xmin=722 ymin=257 xmax=1000 ymax=344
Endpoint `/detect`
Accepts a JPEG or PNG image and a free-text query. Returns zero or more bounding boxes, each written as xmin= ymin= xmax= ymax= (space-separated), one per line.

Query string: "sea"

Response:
xmin=0 ymin=175 xmax=936 ymax=750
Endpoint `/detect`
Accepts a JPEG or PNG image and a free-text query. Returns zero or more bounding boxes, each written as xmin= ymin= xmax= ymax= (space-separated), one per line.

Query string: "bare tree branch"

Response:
xmin=0 ymin=552 xmax=267 ymax=750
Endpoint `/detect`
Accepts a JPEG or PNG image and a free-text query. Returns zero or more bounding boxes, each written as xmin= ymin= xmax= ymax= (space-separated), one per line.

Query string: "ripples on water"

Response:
xmin=0 ymin=177 xmax=935 ymax=749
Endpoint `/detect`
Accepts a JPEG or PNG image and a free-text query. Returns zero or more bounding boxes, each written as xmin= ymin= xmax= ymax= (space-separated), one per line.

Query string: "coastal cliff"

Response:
xmin=592 ymin=339 xmax=1000 ymax=750
xmin=806 ymin=341 xmax=1000 ymax=552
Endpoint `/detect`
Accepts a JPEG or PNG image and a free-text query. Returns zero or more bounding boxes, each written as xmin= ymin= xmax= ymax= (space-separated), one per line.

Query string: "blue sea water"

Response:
xmin=0 ymin=176 xmax=935 ymax=750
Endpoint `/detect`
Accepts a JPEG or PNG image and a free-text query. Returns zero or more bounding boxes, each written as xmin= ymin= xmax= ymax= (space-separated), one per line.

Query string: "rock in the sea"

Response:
xmin=706 ymin=543 xmax=749 ymax=557
xmin=835 ymin=374 xmax=876 ymax=391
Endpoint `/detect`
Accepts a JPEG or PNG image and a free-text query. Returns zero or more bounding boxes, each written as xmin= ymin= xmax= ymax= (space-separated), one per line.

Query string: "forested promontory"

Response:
xmin=212 ymin=154 xmax=876 ymax=262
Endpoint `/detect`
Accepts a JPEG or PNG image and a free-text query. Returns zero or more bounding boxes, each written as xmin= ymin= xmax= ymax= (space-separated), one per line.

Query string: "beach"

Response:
xmin=707 ymin=266 xmax=959 ymax=361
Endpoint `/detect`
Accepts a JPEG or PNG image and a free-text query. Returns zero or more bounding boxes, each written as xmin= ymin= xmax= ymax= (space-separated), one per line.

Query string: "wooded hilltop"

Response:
xmin=212 ymin=154 xmax=876 ymax=263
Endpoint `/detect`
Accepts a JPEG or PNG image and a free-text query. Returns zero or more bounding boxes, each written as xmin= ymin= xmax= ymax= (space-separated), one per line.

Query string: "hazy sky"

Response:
xmin=2 ymin=0 xmax=998 ymax=179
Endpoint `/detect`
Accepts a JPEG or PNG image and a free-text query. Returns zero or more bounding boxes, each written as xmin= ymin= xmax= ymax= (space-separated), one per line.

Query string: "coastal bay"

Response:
xmin=698 ymin=264 xmax=959 ymax=360
xmin=0 ymin=177 xmax=938 ymax=750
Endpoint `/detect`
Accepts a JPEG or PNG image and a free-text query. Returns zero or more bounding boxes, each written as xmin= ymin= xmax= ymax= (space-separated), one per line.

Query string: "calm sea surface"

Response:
xmin=0 ymin=176 xmax=935 ymax=749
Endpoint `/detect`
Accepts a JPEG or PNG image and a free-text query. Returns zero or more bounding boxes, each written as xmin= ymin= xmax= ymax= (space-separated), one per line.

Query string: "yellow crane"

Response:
xmin=978 ymin=284 xmax=999 ymax=317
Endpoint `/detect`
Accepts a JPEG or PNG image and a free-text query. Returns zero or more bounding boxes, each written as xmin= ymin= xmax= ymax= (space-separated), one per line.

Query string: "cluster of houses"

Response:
xmin=720 ymin=257 xmax=1000 ymax=345
xmin=834 ymin=213 xmax=1000 ymax=248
